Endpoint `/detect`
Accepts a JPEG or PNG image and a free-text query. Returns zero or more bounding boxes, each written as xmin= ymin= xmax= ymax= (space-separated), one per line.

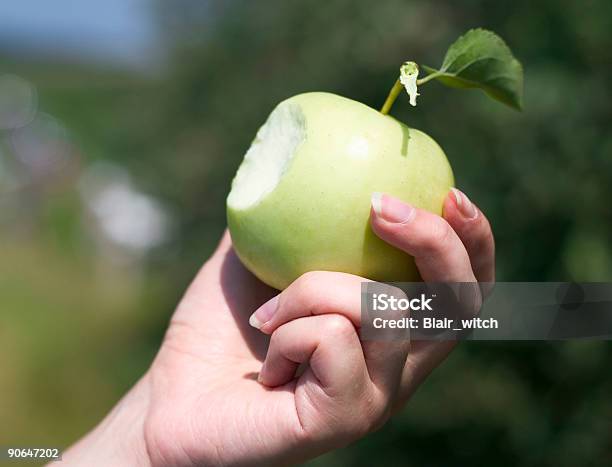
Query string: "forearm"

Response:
xmin=60 ymin=375 xmax=151 ymax=466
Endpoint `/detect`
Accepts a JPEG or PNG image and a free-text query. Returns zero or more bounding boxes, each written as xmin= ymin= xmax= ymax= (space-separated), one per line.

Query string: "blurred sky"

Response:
xmin=0 ymin=0 xmax=159 ymax=69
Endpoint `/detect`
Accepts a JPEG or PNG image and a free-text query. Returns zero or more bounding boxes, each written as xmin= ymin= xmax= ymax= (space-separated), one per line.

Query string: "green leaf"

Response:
xmin=422 ymin=28 xmax=524 ymax=110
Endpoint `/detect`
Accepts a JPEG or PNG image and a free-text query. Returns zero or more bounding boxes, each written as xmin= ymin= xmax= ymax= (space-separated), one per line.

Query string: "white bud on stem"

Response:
xmin=399 ymin=62 xmax=419 ymax=107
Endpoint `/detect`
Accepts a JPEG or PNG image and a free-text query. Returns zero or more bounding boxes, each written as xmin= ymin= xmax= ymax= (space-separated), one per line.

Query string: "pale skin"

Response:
xmin=62 ymin=188 xmax=495 ymax=466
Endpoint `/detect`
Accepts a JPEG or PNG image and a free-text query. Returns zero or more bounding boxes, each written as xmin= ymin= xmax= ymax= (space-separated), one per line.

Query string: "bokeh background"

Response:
xmin=1 ymin=0 xmax=611 ymax=465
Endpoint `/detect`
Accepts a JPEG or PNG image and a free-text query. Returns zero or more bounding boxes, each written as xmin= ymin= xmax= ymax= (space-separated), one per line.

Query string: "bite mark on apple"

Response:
xmin=227 ymin=102 xmax=306 ymax=210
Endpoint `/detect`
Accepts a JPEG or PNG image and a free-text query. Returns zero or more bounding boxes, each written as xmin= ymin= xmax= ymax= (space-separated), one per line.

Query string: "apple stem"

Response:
xmin=380 ymin=79 xmax=404 ymax=115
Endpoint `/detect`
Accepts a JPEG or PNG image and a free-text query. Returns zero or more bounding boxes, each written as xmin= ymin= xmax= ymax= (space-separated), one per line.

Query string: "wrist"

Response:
xmin=61 ymin=374 xmax=151 ymax=466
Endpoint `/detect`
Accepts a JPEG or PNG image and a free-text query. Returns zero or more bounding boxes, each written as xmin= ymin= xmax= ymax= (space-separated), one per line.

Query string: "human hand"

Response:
xmin=62 ymin=188 xmax=494 ymax=466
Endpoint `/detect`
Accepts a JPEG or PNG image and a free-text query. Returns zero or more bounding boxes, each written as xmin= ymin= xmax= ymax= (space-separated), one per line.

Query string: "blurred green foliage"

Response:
xmin=1 ymin=0 xmax=611 ymax=465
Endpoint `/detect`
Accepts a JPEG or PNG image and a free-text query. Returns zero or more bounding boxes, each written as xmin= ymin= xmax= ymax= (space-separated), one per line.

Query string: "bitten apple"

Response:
xmin=227 ymin=92 xmax=453 ymax=290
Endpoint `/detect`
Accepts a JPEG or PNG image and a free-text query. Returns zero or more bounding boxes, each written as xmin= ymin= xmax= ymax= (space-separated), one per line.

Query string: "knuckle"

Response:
xmin=421 ymin=218 xmax=454 ymax=254
xmin=298 ymin=270 xmax=324 ymax=284
xmin=321 ymin=314 xmax=354 ymax=338
xmin=293 ymin=271 xmax=323 ymax=298
xmin=291 ymin=271 xmax=340 ymax=314
xmin=379 ymin=283 xmax=407 ymax=301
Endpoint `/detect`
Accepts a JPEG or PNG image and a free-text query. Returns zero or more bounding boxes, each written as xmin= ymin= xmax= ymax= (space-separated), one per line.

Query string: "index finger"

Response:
xmin=370 ymin=192 xmax=477 ymax=283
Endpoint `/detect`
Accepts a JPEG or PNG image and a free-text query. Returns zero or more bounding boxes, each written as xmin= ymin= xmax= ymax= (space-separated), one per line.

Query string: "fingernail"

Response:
xmin=249 ymin=295 xmax=279 ymax=329
xmin=371 ymin=192 xmax=415 ymax=223
xmin=257 ymin=372 xmax=263 ymax=383
xmin=451 ymin=188 xmax=477 ymax=219
xmin=371 ymin=192 xmax=383 ymax=216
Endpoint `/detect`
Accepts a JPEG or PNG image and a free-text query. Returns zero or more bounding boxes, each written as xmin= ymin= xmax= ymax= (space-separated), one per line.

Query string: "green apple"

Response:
xmin=227 ymin=92 xmax=454 ymax=290
xmin=226 ymin=30 xmax=523 ymax=290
